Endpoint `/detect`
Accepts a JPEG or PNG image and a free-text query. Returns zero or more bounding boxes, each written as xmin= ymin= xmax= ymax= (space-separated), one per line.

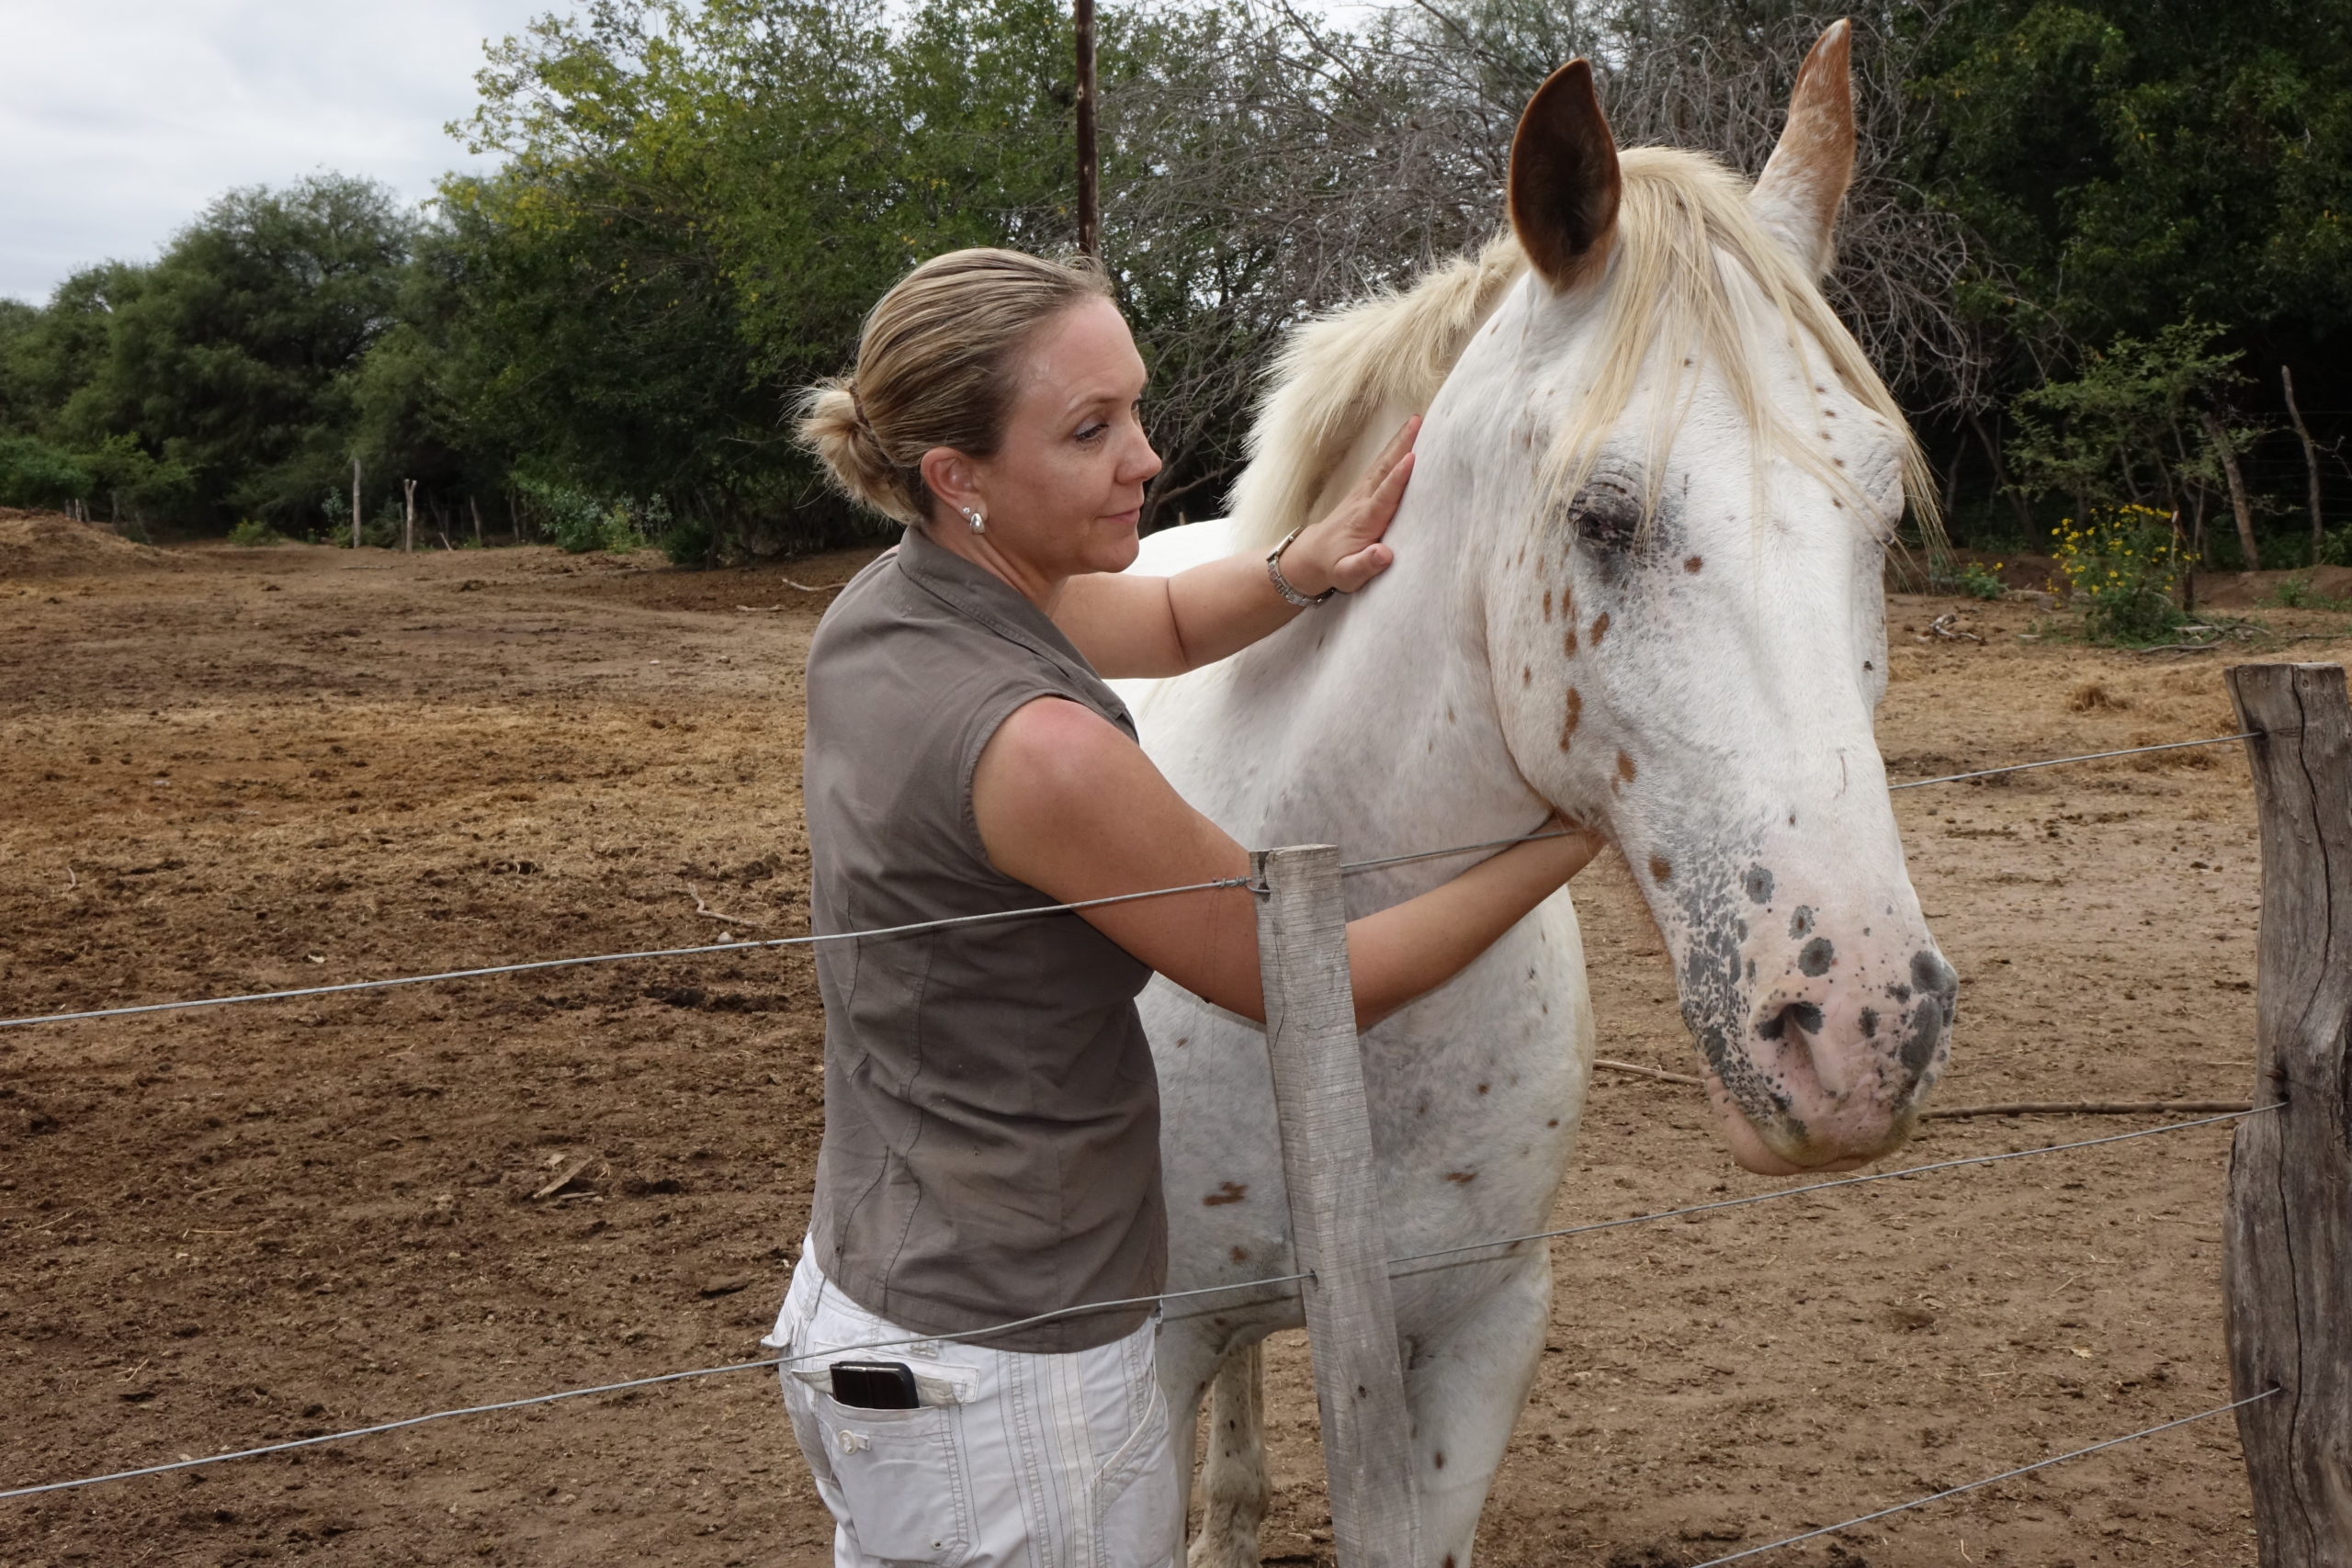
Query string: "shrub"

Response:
xmin=2051 ymin=503 xmax=2191 ymax=643
xmin=226 ymin=518 xmax=281 ymax=547
xmin=0 ymin=434 xmax=92 ymax=509
xmin=659 ymin=513 xmax=715 ymax=567
xmin=514 ymin=476 xmax=650 ymax=554
xmin=1957 ymin=560 xmax=2007 ymax=600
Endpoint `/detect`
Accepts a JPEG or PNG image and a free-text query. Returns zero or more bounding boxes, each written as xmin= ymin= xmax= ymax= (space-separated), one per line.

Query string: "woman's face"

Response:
xmin=940 ymin=296 xmax=1161 ymax=579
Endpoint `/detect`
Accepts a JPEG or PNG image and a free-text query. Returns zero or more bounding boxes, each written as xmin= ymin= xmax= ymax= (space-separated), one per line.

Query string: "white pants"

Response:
xmin=766 ymin=1248 xmax=1182 ymax=1568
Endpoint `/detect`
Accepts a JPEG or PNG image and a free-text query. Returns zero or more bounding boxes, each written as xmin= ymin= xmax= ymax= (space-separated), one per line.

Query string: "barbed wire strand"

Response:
xmin=1686 ymin=1387 xmax=2279 ymax=1567
xmin=1388 ymin=1104 xmax=2276 ymax=1268
xmin=0 ymin=1269 xmax=1310 ymax=1503
xmin=3 ymin=1106 xmax=2267 ymax=1502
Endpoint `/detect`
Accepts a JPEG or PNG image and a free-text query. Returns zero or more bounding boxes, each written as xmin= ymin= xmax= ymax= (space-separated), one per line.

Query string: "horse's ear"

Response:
xmin=1750 ymin=19 xmax=1857 ymax=278
xmin=1509 ymin=59 xmax=1621 ymax=289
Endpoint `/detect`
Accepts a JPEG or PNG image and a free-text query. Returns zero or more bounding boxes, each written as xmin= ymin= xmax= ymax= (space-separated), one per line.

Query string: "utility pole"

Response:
xmin=1075 ymin=0 xmax=1099 ymax=258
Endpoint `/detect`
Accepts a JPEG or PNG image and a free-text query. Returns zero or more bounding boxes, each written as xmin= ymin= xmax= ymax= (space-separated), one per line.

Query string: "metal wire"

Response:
xmin=1 ymin=728 xmax=2273 ymax=1031
xmin=0 ymin=1269 xmax=1309 ymax=1502
xmin=1386 ymin=1104 xmax=2275 ymax=1269
xmin=0 ymin=876 xmax=1252 ymax=1030
xmin=1888 ymin=731 xmax=2258 ymax=790
xmin=1685 ymin=1388 xmax=2278 ymax=1566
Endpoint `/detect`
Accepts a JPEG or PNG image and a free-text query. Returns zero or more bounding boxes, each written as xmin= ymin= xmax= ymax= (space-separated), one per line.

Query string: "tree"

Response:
xmin=58 ymin=175 xmax=415 ymax=528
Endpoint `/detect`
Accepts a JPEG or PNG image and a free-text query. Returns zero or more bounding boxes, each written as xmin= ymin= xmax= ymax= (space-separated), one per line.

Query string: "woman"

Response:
xmin=769 ymin=248 xmax=1600 ymax=1568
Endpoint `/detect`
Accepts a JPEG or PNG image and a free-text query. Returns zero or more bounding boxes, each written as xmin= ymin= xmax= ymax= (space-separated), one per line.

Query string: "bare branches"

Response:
xmin=1096 ymin=0 xmax=1996 ymax=523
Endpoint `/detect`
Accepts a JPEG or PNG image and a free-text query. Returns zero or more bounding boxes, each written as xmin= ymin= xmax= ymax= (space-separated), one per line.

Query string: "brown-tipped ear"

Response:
xmin=1750 ymin=19 xmax=1857 ymax=277
xmin=1509 ymin=59 xmax=1621 ymax=289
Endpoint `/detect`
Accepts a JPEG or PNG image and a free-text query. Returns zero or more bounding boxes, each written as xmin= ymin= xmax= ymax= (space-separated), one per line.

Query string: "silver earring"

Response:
xmin=962 ymin=506 xmax=986 ymax=535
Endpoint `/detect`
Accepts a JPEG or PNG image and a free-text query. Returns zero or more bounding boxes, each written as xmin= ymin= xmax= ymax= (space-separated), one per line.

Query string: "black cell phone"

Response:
xmin=830 ymin=1360 xmax=922 ymax=1410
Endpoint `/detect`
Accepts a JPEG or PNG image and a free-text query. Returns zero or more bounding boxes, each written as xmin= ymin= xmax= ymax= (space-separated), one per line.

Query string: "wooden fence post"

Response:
xmin=2225 ymin=662 xmax=2352 ymax=1567
xmin=350 ymin=457 xmax=362 ymax=550
xmin=402 ymin=478 xmax=416 ymax=554
xmin=1252 ymin=845 xmax=1422 ymax=1568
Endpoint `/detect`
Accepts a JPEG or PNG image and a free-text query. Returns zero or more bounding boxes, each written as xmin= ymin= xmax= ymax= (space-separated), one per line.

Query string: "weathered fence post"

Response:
xmin=1251 ymin=845 xmax=1421 ymax=1568
xmin=2225 ymin=662 xmax=2352 ymax=1567
xmin=350 ymin=457 xmax=362 ymax=550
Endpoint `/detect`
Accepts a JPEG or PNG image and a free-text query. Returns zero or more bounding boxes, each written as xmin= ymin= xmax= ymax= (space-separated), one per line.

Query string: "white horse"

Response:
xmin=1117 ymin=25 xmax=1958 ymax=1567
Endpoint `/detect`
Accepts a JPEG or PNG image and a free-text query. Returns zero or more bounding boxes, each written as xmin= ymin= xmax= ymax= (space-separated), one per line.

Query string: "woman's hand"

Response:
xmin=1273 ymin=416 xmax=1419 ymax=598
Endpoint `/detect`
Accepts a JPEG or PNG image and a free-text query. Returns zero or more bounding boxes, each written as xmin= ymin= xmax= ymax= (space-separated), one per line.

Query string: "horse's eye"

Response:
xmin=1570 ymin=476 xmax=1643 ymax=553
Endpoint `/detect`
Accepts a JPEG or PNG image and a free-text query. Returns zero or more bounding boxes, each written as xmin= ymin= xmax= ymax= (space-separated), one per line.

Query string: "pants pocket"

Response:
xmin=818 ymin=1395 xmax=974 ymax=1567
xmin=1089 ymin=1371 xmax=1179 ymax=1568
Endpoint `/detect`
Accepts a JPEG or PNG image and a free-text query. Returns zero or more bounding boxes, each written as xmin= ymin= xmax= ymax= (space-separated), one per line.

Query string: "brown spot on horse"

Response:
xmin=1683 ymin=555 xmax=1703 ymax=573
xmin=1203 ymin=1181 xmax=1249 ymax=1207
xmin=1559 ymin=688 xmax=1582 ymax=749
xmin=1648 ymin=854 xmax=1672 ymax=884
xmin=1589 ymin=611 xmax=1610 ymax=647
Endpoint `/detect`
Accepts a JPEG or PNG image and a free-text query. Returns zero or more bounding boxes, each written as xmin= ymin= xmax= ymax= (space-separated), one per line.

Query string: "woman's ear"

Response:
xmin=919 ymin=447 xmax=979 ymax=525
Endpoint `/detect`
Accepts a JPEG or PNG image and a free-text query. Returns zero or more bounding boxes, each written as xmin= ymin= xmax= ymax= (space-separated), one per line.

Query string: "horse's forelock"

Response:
xmin=1223 ymin=148 xmax=1939 ymax=558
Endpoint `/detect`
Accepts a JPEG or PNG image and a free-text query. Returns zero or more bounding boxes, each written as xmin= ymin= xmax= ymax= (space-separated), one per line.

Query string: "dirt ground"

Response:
xmin=3 ymin=522 xmax=2347 ymax=1568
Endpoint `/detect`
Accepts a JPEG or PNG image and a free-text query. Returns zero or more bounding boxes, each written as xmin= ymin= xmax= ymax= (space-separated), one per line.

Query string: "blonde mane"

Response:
xmin=1227 ymin=146 xmax=1936 ymax=552
xmin=1227 ymin=232 xmax=1527 ymax=552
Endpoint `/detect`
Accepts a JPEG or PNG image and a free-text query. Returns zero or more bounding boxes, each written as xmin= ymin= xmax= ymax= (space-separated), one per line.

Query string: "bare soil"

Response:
xmin=4 ymin=521 xmax=2348 ymax=1567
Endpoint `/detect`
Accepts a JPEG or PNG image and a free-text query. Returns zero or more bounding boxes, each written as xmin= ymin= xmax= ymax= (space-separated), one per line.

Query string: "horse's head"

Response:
xmin=1449 ymin=24 xmax=1953 ymax=1174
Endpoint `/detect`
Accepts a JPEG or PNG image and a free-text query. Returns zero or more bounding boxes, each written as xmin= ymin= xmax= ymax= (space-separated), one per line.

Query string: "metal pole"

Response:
xmin=1075 ymin=0 xmax=1099 ymax=258
xmin=1251 ymin=845 xmax=1422 ymax=1568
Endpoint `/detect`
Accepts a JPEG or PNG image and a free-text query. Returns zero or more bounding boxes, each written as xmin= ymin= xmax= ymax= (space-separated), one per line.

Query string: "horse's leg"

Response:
xmin=1186 ymin=1339 xmax=1270 ymax=1568
xmin=1152 ymin=1313 xmax=1236 ymax=1563
xmin=1402 ymin=1255 xmax=1553 ymax=1568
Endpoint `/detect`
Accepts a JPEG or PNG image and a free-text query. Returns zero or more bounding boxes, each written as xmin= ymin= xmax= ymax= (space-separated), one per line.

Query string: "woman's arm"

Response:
xmin=971 ymin=694 xmax=1600 ymax=1030
xmin=1052 ymin=418 xmax=1419 ymax=679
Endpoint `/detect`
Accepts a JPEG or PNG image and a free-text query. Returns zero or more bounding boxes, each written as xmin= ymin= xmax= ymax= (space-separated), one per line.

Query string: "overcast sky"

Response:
xmin=0 ymin=0 xmax=552 ymax=303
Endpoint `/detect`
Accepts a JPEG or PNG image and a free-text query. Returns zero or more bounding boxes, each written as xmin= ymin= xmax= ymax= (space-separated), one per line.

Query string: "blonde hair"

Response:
xmin=800 ymin=248 xmax=1114 ymax=527
xmin=1233 ymin=147 xmax=1938 ymax=552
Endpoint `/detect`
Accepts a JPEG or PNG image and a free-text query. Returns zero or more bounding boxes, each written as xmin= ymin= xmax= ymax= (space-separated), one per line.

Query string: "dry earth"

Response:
xmin=3 ymin=520 xmax=2349 ymax=1567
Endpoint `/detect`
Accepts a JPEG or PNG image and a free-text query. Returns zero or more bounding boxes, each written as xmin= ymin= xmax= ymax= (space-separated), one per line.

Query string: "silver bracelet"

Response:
xmin=1265 ymin=525 xmax=1338 ymax=608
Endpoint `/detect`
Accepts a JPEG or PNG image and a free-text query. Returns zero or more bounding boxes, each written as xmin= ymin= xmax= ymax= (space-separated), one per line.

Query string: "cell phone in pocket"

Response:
xmin=830 ymin=1359 xmax=922 ymax=1410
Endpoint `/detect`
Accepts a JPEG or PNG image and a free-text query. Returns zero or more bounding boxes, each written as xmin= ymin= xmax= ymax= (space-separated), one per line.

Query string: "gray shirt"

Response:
xmin=801 ymin=526 xmax=1164 ymax=1352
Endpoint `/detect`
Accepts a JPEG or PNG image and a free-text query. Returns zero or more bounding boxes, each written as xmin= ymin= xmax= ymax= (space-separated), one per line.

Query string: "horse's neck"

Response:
xmin=1151 ymin=525 xmax=1546 ymax=902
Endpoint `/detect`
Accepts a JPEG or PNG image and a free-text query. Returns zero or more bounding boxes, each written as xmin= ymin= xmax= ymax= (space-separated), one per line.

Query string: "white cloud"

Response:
xmin=0 ymin=0 xmax=551 ymax=302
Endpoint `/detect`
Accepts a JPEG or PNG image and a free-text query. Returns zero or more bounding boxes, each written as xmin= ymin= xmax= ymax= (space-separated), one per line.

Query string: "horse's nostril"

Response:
xmin=1756 ymin=999 xmax=1825 ymax=1043
xmin=1910 ymin=949 xmax=1958 ymax=1001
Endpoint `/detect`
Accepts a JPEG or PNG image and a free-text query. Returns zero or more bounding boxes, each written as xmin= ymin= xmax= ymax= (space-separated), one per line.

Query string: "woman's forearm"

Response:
xmin=1161 ymin=550 xmax=1307 ymax=671
xmin=1343 ymin=829 xmax=1603 ymax=1029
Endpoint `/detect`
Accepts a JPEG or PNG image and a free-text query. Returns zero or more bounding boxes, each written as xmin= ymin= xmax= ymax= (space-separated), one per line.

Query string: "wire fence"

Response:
xmin=0 ymin=721 xmax=2291 ymax=1555
xmin=0 ymin=729 xmax=2264 ymax=1032
xmin=1685 ymin=1388 xmax=2280 ymax=1568
xmin=2 ymin=1103 xmax=2274 ymax=1505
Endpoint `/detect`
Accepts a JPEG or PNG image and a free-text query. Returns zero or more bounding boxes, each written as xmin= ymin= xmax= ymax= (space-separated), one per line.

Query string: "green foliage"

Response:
xmin=1957 ymin=559 xmax=2007 ymax=600
xmin=64 ymin=175 xmax=415 ymax=528
xmin=658 ymin=513 xmax=716 ymax=567
xmin=225 ymin=518 xmax=282 ymax=547
xmin=2314 ymin=525 xmax=2352 ymax=568
xmin=2005 ymin=321 xmax=2247 ymax=518
xmin=1917 ymin=2 xmax=2352 ymax=351
xmin=0 ymin=434 xmax=91 ymax=508
xmin=514 ymin=474 xmax=653 ymax=554
xmin=2050 ymin=502 xmax=2191 ymax=643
